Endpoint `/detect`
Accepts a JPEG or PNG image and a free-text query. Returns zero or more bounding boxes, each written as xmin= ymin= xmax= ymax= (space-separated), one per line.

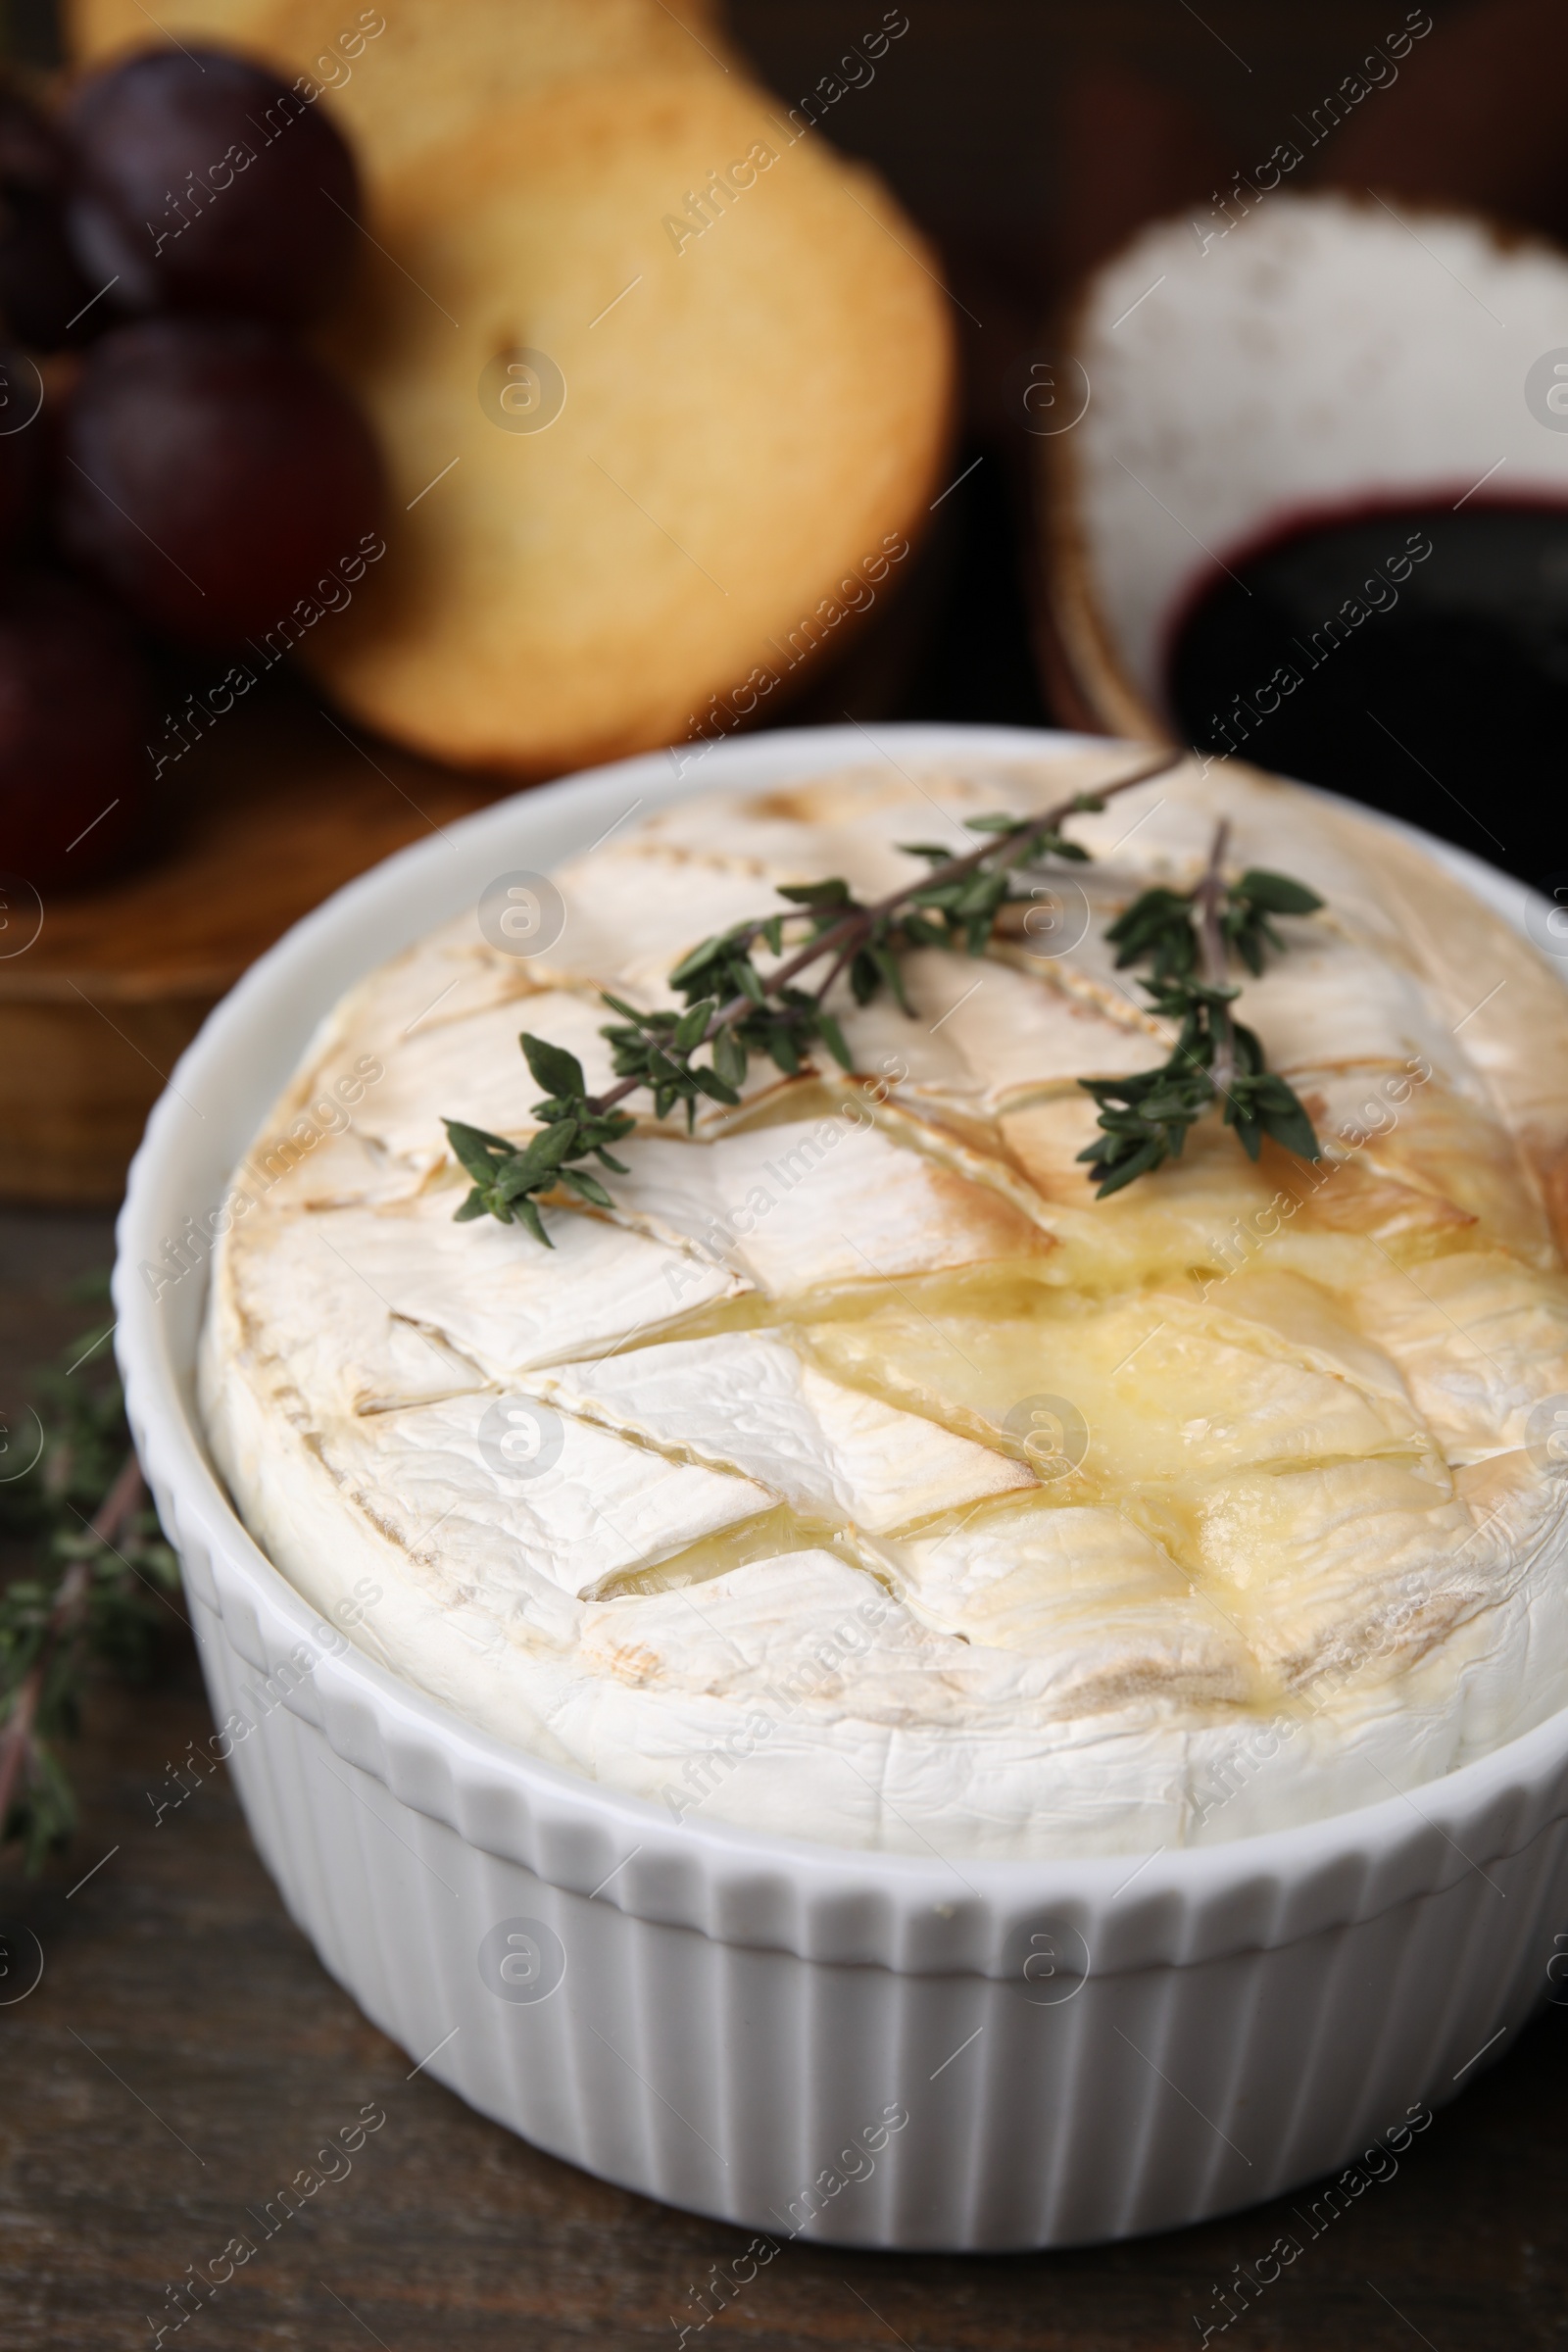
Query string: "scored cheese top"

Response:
xmin=198 ymin=750 xmax=1568 ymax=1857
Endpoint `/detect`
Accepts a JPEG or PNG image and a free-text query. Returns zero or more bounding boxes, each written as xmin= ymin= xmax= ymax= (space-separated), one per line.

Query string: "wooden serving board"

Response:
xmin=0 ymin=545 xmax=951 ymax=1208
xmin=0 ymin=678 xmax=509 ymax=1204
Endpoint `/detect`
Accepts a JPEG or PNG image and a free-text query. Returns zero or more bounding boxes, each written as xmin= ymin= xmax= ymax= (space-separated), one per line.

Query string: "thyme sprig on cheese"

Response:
xmin=444 ymin=757 xmax=1322 ymax=1237
xmin=1078 ymin=819 xmax=1324 ymax=1197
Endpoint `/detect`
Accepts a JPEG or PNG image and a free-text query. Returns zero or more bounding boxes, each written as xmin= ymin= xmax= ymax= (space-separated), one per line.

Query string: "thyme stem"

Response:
xmin=584 ymin=747 xmax=1182 ymax=1117
xmin=1195 ymin=818 xmax=1237 ymax=1099
xmin=0 ymin=1451 xmax=144 ymax=1841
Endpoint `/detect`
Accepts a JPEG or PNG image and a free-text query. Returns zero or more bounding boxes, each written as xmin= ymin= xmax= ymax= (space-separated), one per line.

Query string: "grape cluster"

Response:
xmin=0 ymin=47 xmax=385 ymax=887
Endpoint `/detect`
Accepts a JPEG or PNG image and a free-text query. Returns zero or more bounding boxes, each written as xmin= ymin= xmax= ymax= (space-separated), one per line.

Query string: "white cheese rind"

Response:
xmin=223 ymin=1187 xmax=749 ymax=1381
xmin=535 ymin=1331 xmax=1034 ymax=1533
xmin=583 ymin=1115 xmax=1054 ymax=1292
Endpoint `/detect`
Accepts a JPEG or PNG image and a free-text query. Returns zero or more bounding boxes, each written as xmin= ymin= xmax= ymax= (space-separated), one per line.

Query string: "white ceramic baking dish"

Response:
xmin=115 ymin=723 xmax=1568 ymax=2251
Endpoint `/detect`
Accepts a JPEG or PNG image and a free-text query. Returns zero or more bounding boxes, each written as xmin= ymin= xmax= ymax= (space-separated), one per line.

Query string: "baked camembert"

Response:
xmin=200 ymin=752 xmax=1568 ymax=1855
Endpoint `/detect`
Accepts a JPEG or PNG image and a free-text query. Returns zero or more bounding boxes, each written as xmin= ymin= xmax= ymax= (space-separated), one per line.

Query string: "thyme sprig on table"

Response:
xmin=444 ymin=754 xmax=1324 ymax=1236
xmin=1077 ymin=819 xmax=1324 ymax=1197
xmin=0 ymin=1296 xmax=179 ymax=1872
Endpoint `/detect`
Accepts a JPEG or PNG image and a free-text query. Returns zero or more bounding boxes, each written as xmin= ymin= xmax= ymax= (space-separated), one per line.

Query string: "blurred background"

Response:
xmin=3 ymin=0 xmax=1565 ymax=1201
xmin=6 ymin=1 xmax=1558 ymax=719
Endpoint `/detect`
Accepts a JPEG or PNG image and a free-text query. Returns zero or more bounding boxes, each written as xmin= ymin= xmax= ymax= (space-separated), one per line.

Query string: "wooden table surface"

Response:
xmin=1 ymin=1209 xmax=1567 ymax=2352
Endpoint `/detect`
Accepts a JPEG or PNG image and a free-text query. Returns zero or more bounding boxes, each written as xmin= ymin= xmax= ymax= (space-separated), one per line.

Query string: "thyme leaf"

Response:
xmin=1077 ymin=821 xmax=1324 ymax=1197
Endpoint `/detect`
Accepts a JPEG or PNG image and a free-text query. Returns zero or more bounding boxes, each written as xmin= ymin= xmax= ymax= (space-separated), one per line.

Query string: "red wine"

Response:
xmin=1167 ymin=505 xmax=1568 ymax=880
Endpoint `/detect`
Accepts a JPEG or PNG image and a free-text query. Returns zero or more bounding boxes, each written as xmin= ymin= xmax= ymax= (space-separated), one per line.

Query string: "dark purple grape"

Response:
xmin=0 ymin=85 xmax=101 ymax=349
xmin=0 ymin=568 xmax=151 ymax=889
xmin=62 ymin=46 xmax=361 ymax=325
xmin=0 ymin=341 xmax=39 ymax=544
xmin=56 ymin=316 xmax=385 ymax=647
